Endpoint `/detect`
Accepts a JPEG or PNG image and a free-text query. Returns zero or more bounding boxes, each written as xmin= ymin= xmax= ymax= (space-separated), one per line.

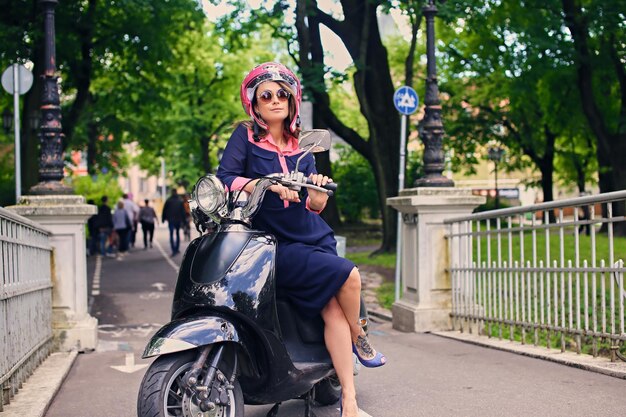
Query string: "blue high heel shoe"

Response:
xmin=352 ymin=334 xmax=386 ymax=368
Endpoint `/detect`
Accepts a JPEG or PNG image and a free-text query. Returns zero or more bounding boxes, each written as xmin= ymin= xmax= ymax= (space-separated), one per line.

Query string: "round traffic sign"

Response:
xmin=2 ymin=64 xmax=33 ymax=95
xmin=393 ymin=86 xmax=419 ymax=115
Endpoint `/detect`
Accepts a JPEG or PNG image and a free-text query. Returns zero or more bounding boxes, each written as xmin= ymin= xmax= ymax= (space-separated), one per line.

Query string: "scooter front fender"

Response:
xmin=142 ymin=316 xmax=239 ymax=358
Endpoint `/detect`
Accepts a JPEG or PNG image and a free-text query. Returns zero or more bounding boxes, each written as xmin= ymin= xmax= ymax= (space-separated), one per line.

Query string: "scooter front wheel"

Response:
xmin=137 ymin=350 xmax=243 ymax=417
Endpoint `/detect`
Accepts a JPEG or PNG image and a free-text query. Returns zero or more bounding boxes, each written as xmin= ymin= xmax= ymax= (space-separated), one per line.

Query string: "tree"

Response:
xmin=295 ymin=0 xmax=402 ymax=253
xmin=0 ymin=0 xmax=207 ymax=190
xmin=439 ymin=0 xmax=598 ymax=209
xmin=561 ymin=0 xmax=626 ymax=234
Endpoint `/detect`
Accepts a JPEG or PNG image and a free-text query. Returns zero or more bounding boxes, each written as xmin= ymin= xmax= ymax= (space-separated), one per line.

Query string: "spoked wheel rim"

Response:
xmin=163 ymin=362 xmax=236 ymax=417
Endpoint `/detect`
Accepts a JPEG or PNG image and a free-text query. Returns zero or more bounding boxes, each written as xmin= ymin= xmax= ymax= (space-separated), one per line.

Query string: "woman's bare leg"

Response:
xmin=334 ymin=267 xmax=363 ymax=338
xmin=321 ymin=297 xmax=359 ymax=417
xmin=335 ymin=267 xmax=383 ymax=362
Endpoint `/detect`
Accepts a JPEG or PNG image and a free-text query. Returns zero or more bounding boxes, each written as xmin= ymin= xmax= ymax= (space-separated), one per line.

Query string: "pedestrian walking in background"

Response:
xmin=95 ymin=196 xmax=114 ymax=257
xmin=86 ymin=199 xmax=98 ymax=256
xmin=139 ymin=199 xmax=158 ymax=249
xmin=162 ymin=189 xmax=186 ymax=256
xmin=182 ymin=193 xmax=192 ymax=241
xmin=113 ymin=200 xmax=132 ymax=260
xmin=123 ymin=193 xmax=140 ymax=249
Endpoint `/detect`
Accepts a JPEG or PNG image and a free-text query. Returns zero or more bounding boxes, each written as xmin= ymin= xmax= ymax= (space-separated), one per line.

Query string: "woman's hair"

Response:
xmin=238 ymin=80 xmax=301 ymax=139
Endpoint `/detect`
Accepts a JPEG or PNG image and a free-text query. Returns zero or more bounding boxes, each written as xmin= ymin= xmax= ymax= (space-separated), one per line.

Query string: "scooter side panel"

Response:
xmin=175 ymin=232 xmax=278 ymax=329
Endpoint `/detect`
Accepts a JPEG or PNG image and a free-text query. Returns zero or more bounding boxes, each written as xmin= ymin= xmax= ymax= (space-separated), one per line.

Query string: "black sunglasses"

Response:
xmin=257 ymin=88 xmax=291 ymax=103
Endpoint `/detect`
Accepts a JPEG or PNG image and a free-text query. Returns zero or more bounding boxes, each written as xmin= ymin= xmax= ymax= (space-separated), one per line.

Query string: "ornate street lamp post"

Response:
xmin=415 ymin=0 xmax=454 ymax=187
xmin=30 ymin=0 xmax=72 ymax=195
xmin=488 ymin=146 xmax=505 ymax=209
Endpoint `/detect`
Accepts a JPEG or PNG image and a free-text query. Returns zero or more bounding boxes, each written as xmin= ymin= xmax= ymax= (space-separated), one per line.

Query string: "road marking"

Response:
xmin=154 ymin=239 xmax=180 ymax=273
xmin=152 ymin=282 xmax=167 ymax=291
xmin=139 ymin=292 xmax=171 ymax=300
xmin=92 ymin=254 xmax=101 ymax=296
xmin=89 ymin=254 xmax=102 ymax=317
xmin=110 ymin=353 xmax=148 ymax=374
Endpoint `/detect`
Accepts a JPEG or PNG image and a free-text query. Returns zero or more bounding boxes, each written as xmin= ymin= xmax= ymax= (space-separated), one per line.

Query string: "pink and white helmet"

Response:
xmin=240 ymin=62 xmax=302 ymax=134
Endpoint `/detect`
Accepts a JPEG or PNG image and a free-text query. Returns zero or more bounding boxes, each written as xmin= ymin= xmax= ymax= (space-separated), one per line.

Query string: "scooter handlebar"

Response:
xmin=305 ymin=178 xmax=337 ymax=196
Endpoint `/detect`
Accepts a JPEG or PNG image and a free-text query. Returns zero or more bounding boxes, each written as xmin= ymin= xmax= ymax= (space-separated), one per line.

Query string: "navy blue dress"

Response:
xmin=217 ymin=124 xmax=355 ymax=317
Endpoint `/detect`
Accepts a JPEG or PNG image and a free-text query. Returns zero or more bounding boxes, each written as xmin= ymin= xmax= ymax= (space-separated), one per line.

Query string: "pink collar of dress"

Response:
xmin=247 ymin=129 xmax=302 ymax=156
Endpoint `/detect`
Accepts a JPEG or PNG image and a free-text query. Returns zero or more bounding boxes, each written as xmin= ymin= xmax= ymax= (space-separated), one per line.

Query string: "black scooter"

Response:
xmin=137 ymin=130 xmax=367 ymax=417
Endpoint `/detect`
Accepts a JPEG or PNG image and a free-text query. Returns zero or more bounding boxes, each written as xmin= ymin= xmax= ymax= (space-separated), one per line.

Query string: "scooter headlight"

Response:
xmin=193 ymin=175 xmax=226 ymax=215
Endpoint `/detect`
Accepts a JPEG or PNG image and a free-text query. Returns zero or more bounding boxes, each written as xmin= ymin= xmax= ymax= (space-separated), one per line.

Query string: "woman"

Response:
xmin=217 ymin=62 xmax=385 ymax=417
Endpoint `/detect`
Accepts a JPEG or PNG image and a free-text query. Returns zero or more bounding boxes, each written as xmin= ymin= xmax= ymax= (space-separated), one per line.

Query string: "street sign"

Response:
xmin=1 ymin=64 xmax=33 ymax=95
xmin=393 ymin=86 xmax=419 ymax=115
xmin=393 ymin=85 xmax=419 ymax=301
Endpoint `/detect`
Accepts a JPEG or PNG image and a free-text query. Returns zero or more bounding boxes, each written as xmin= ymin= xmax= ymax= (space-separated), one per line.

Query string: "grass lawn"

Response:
xmin=474 ymin=226 xmax=626 ymax=267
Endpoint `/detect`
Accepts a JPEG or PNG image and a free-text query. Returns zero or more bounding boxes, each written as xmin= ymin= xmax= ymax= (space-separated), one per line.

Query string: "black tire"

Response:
xmin=137 ymin=350 xmax=243 ymax=417
xmin=313 ymin=375 xmax=342 ymax=406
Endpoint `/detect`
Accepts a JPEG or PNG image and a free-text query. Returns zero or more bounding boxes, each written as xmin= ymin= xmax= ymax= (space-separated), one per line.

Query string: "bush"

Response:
xmin=331 ymin=145 xmax=379 ymax=222
xmin=67 ymin=173 xmax=123 ymax=205
xmin=473 ymin=196 xmax=511 ymax=213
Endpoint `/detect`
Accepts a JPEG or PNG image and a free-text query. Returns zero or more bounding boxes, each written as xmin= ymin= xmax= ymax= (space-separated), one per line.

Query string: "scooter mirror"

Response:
xmin=298 ymin=129 xmax=331 ymax=153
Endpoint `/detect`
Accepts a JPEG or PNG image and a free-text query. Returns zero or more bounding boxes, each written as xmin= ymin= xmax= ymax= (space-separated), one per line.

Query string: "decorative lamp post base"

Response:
xmin=29 ymin=181 xmax=73 ymax=195
xmin=414 ymin=176 xmax=455 ymax=188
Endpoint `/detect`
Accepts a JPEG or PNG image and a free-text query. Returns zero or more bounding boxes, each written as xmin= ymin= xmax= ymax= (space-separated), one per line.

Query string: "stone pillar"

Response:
xmin=8 ymin=195 xmax=98 ymax=351
xmin=387 ymin=188 xmax=484 ymax=332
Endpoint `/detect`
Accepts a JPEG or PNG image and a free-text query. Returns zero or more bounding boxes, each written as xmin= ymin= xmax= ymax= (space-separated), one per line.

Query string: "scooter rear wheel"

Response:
xmin=137 ymin=350 xmax=243 ymax=417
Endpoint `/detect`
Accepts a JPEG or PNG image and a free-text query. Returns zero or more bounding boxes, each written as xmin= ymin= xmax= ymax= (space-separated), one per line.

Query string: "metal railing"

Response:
xmin=446 ymin=191 xmax=626 ymax=361
xmin=0 ymin=207 xmax=53 ymax=411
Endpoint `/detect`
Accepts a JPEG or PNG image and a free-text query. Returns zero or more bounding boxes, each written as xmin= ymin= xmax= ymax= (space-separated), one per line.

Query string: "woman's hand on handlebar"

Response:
xmin=307 ymin=173 xmax=332 ymax=210
xmin=270 ymin=183 xmax=301 ymax=203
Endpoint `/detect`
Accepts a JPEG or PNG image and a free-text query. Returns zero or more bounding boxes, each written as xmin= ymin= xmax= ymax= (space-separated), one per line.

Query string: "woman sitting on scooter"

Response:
xmin=217 ymin=62 xmax=386 ymax=417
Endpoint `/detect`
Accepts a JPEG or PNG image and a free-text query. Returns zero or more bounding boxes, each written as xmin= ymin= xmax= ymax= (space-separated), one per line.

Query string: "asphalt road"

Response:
xmin=45 ymin=226 xmax=626 ymax=417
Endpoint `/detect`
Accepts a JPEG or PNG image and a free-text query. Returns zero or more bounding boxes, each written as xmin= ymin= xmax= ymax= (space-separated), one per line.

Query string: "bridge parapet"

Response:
xmin=0 ymin=207 xmax=52 ymax=411
xmin=445 ymin=190 xmax=626 ymax=360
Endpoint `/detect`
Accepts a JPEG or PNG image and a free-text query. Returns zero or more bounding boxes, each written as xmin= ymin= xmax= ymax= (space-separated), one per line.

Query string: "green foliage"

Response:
xmin=345 ymin=251 xmax=396 ymax=270
xmin=0 ymin=141 xmax=15 ymax=207
xmin=437 ymin=1 xmax=592 ymax=194
xmin=473 ymin=196 xmax=511 ymax=213
xmin=68 ymin=173 xmax=123 ymax=205
xmin=331 ymin=145 xmax=379 ymax=222
xmin=376 ymin=282 xmax=396 ymax=311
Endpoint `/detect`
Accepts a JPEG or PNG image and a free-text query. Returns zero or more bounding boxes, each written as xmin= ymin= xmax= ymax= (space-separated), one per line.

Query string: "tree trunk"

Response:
xmin=608 ymin=137 xmax=626 ymax=236
xmin=295 ymin=0 xmax=401 ymax=253
xmin=21 ymin=77 xmax=42 ymax=192
xmin=62 ymin=0 xmax=96 ymax=150
xmin=312 ymin=114 xmax=341 ymax=230
xmin=562 ymin=0 xmax=626 ymax=235
xmin=200 ymin=135 xmax=211 ymax=174
xmin=21 ymin=31 xmax=45 ymax=192
xmin=86 ymin=120 xmax=97 ymax=176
